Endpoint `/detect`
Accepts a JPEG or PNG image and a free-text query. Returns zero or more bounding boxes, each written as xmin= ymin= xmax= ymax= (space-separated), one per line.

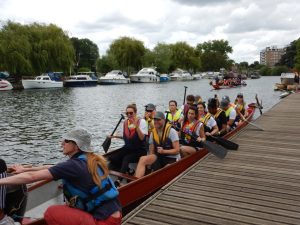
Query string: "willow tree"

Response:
xmin=107 ymin=37 xmax=146 ymax=73
xmin=170 ymin=41 xmax=201 ymax=72
xmin=0 ymin=21 xmax=75 ymax=76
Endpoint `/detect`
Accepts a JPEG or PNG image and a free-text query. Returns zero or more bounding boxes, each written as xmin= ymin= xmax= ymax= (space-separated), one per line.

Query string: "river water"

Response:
xmin=1 ymin=76 xmax=282 ymax=164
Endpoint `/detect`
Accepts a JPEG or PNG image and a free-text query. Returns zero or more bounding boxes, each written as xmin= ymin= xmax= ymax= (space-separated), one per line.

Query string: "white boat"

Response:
xmin=64 ymin=72 xmax=98 ymax=87
xmin=22 ymin=74 xmax=63 ymax=89
xmin=192 ymin=73 xmax=203 ymax=80
xmin=130 ymin=68 xmax=160 ymax=83
xmin=169 ymin=69 xmax=193 ymax=81
xmin=0 ymin=79 xmax=13 ymax=91
xmin=98 ymin=70 xmax=130 ymax=85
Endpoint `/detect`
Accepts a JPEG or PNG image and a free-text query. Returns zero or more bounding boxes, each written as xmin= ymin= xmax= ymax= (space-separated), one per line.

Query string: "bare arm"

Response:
xmin=158 ymin=141 xmax=180 ymax=155
xmin=0 ymin=169 xmax=53 ymax=185
xmin=9 ymin=164 xmax=53 ymax=174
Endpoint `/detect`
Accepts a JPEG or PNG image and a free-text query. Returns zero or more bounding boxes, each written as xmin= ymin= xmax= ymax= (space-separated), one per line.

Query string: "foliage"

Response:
xmin=295 ymin=39 xmax=300 ymax=72
xmin=107 ymin=37 xmax=146 ymax=74
xmin=196 ymin=39 xmax=233 ymax=71
xmin=271 ymin=66 xmax=289 ymax=76
xmin=70 ymin=37 xmax=99 ymax=73
xmin=97 ymin=54 xmax=119 ymax=75
xmin=0 ymin=21 xmax=75 ymax=76
xmin=170 ymin=42 xmax=201 ymax=72
xmin=278 ymin=40 xmax=297 ymax=68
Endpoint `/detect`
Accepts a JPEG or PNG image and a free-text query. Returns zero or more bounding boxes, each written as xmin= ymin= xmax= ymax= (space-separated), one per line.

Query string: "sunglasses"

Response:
xmin=146 ymin=110 xmax=153 ymax=113
xmin=126 ymin=112 xmax=134 ymax=116
xmin=154 ymin=118 xmax=162 ymax=121
xmin=237 ymin=96 xmax=243 ymax=98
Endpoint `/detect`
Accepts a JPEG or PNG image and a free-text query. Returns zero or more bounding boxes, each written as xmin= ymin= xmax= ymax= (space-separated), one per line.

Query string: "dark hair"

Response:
xmin=186 ymin=95 xmax=195 ymax=102
xmin=126 ymin=104 xmax=137 ymax=113
xmin=169 ymin=100 xmax=177 ymax=107
xmin=184 ymin=106 xmax=198 ymax=124
xmin=207 ymin=98 xmax=217 ymax=109
xmin=197 ymin=102 xmax=206 ymax=109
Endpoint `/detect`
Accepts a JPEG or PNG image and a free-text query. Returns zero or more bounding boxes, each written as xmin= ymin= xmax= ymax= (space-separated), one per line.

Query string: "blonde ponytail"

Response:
xmin=86 ymin=152 xmax=109 ymax=187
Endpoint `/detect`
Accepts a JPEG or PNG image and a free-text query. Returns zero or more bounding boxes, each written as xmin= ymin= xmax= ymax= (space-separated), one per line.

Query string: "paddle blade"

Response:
xmin=102 ymin=137 xmax=111 ymax=153
xmin=214 ymin=136 xmax=239 ymax=150
xmin=202 ymin=141 xmax=228 ymax=159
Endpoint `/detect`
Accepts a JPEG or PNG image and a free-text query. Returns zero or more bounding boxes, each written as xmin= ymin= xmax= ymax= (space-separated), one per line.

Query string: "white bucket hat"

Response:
xmin=62 ymin=128 xmax=93 ymax=152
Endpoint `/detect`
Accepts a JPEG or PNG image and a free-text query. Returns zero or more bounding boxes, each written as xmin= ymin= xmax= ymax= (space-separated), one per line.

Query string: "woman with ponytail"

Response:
xmin=0 ymin=129 xmax=121 ymax=225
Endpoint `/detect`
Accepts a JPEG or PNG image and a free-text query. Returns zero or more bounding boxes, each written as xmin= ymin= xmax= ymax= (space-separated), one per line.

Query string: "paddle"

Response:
xmin=171 ymin=124 xmax=227 ymax=159
xmin=244 ymin=119 xmax=264 ymax=131
xmin=208 ymin=136 xmax=239 ymax=150
xmin=183 ymin=86 xmax=188 ymax=105
xmin=187 ymin=132 xmax=228 ymax=159
xmin=102 ymin=114 xmax=125 ymax=153
xmin=255 ymin=94 xmax=263 ymax=115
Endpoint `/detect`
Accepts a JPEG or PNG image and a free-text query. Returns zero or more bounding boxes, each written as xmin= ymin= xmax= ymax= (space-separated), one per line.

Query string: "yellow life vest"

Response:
xmin=211 ymin=108 xmax=223 ymax=119
xmin=225 ymin=106 xmax=234 ymax=118
xmin=167 ymin=110 xmax=181 ymax=122
xmin=199 ymin=113 xmax=211 ymax=126
xmin=152 ymin=123 xmax=172 ymax=146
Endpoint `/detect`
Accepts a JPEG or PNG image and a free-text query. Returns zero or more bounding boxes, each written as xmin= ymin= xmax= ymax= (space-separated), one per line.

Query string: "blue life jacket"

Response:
xmin=63 ymin=154 xmax=119 ymax=212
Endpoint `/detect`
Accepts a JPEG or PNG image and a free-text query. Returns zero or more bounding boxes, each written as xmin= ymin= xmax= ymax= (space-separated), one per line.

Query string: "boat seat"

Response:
xmin=109 ymin=170 xmax=138 ymax=182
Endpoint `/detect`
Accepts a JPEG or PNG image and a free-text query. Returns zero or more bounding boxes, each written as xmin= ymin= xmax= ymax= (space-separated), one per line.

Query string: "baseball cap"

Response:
xmin=145 ymin=103 xmax=156 ymax=111
xmin=153 ymin=111 xmax=165 ymax=120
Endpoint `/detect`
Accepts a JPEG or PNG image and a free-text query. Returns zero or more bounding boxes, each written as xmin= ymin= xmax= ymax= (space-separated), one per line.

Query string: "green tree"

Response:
xmin=107 ymin=37 xmax=146 ymax=74
xmin=196 ymin=39 xmax=232 ymax=71
xmin=170 ymin=42 xmax=201 ymax=72
xmin=278 ymin=40 xmax=297 ymax=68
xmin=0 ymin=21 xmax=75 ymax=75
xmin=70 ymin=37 xmax=99 ymax=73
xmin=295 ymin=39 xmax=300 ymax=72
xmin=259 ymin=66 xmax=272 ymax=76
xmin=97 ymin=54 xmax=119 ymax=75
xmin=151 ymin=43 xmax=173 ymax=73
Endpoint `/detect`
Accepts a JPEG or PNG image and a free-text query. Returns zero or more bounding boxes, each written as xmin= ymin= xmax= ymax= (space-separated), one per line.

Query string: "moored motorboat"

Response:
xmin=130 ymin=68 xmax=160 ymax=83
xmin=19 ymin=104 xmax=256 ymax=224
xmin=98 ymin=70 xmax=130 ymax=85
xmin=22 ymin=74 xmax=63 ymax=89
xmin=159 ymin=74 xmax=170 ymax=82
xmin=169 ymin=69 xmax=193 ymax=81
xmin=64 ymin=72 xmax=98 ymax=87
xmin=0 ymin=78 xmax=13 ymax=91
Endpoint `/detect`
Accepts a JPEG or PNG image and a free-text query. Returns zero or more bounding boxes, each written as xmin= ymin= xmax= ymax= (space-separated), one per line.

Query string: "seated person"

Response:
xmin=107 ymin=104 xmax=148 ymax=179
xmin=180 ymin=106 xmax=206 ymax=158
xmin=135 ymin=111 xmax=180 ymax=178
xmin=234 ymin=93 xmax=247 ymax=125
xmin=220 ymin=97 xmax=237 ymax=132
xmin=167 ymin=100 xmax=182 ymax=129
xmin=197 ymin=102 xmax=219 ymax=138
xmin=0 ymin=159 xmax=20 ymax=225
xmin=207 ymin=98 xmax=227 ymax=136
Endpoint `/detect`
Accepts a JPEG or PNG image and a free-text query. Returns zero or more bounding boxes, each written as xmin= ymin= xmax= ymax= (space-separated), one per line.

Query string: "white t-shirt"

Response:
xmin=229 ymin=108 xmax=237 ymax=120
xmin=206 ymin=116 xmax=217 ymax=130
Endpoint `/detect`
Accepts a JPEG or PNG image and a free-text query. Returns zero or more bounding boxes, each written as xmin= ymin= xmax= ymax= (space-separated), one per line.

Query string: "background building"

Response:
xmin=260 ymin=46 xmax=286 ymax=67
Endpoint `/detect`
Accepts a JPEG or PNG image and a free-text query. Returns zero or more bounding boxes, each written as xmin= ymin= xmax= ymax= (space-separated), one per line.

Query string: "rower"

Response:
xmin=180 ymin=94 xmax=196 ymax=120
xmin=220 ymin=96 xmax=237 ymax=132
xmin=180 ymin=106 xmax=206 ymax=158
xmin=107 ymin=104 xmax=148 ymax=183
xmin=135 ymin=111 xmax=180 ymax=178
xmin=167 ymin=100 xmax=182 ymax=129
xmin=197 ymin=102 xmax=219 ymax=138
xmin=207 ymin=98 xmax=227 ymax=136
xmin=234 ymin=93 xmax=247 ymax=125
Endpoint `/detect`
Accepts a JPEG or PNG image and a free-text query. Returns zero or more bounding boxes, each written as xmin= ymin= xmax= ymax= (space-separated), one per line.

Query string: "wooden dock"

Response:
xmin=123 ymin=93 xmax=300 ymax=225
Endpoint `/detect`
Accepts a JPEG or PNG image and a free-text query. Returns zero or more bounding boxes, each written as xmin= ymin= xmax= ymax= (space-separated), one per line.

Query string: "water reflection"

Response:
xmin=1 ymin=76 xmax=282 ymax=164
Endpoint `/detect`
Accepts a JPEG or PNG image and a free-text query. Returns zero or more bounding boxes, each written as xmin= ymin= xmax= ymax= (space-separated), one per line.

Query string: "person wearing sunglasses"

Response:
xmin=143 ymin=103 xmax=156 ymax=136
xmin=167 ymin=100 xmax=182 ymax=129
xmin=135 ymin=111 xmax=180 ymax=178
xmin=107 ymin=104 xmax=148 ymax=185
xmin=1 ymin=129 xmax=122 ymax=225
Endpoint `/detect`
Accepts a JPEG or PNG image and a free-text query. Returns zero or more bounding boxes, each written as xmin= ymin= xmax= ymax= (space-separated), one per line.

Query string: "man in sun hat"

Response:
xmin=1 ymin=128 xmax=122 ymax=225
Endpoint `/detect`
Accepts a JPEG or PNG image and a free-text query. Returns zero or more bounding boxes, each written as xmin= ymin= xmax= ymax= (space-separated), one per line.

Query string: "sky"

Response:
xmin=1 ymin=0 xmax=300 ymax=64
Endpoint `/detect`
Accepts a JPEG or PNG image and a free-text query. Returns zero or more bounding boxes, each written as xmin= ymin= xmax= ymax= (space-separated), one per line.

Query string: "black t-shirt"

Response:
xmin=48 ymin=153 xmax=121 ymax=220
xmin=215 ymin=111 xmax=227 ymax=131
